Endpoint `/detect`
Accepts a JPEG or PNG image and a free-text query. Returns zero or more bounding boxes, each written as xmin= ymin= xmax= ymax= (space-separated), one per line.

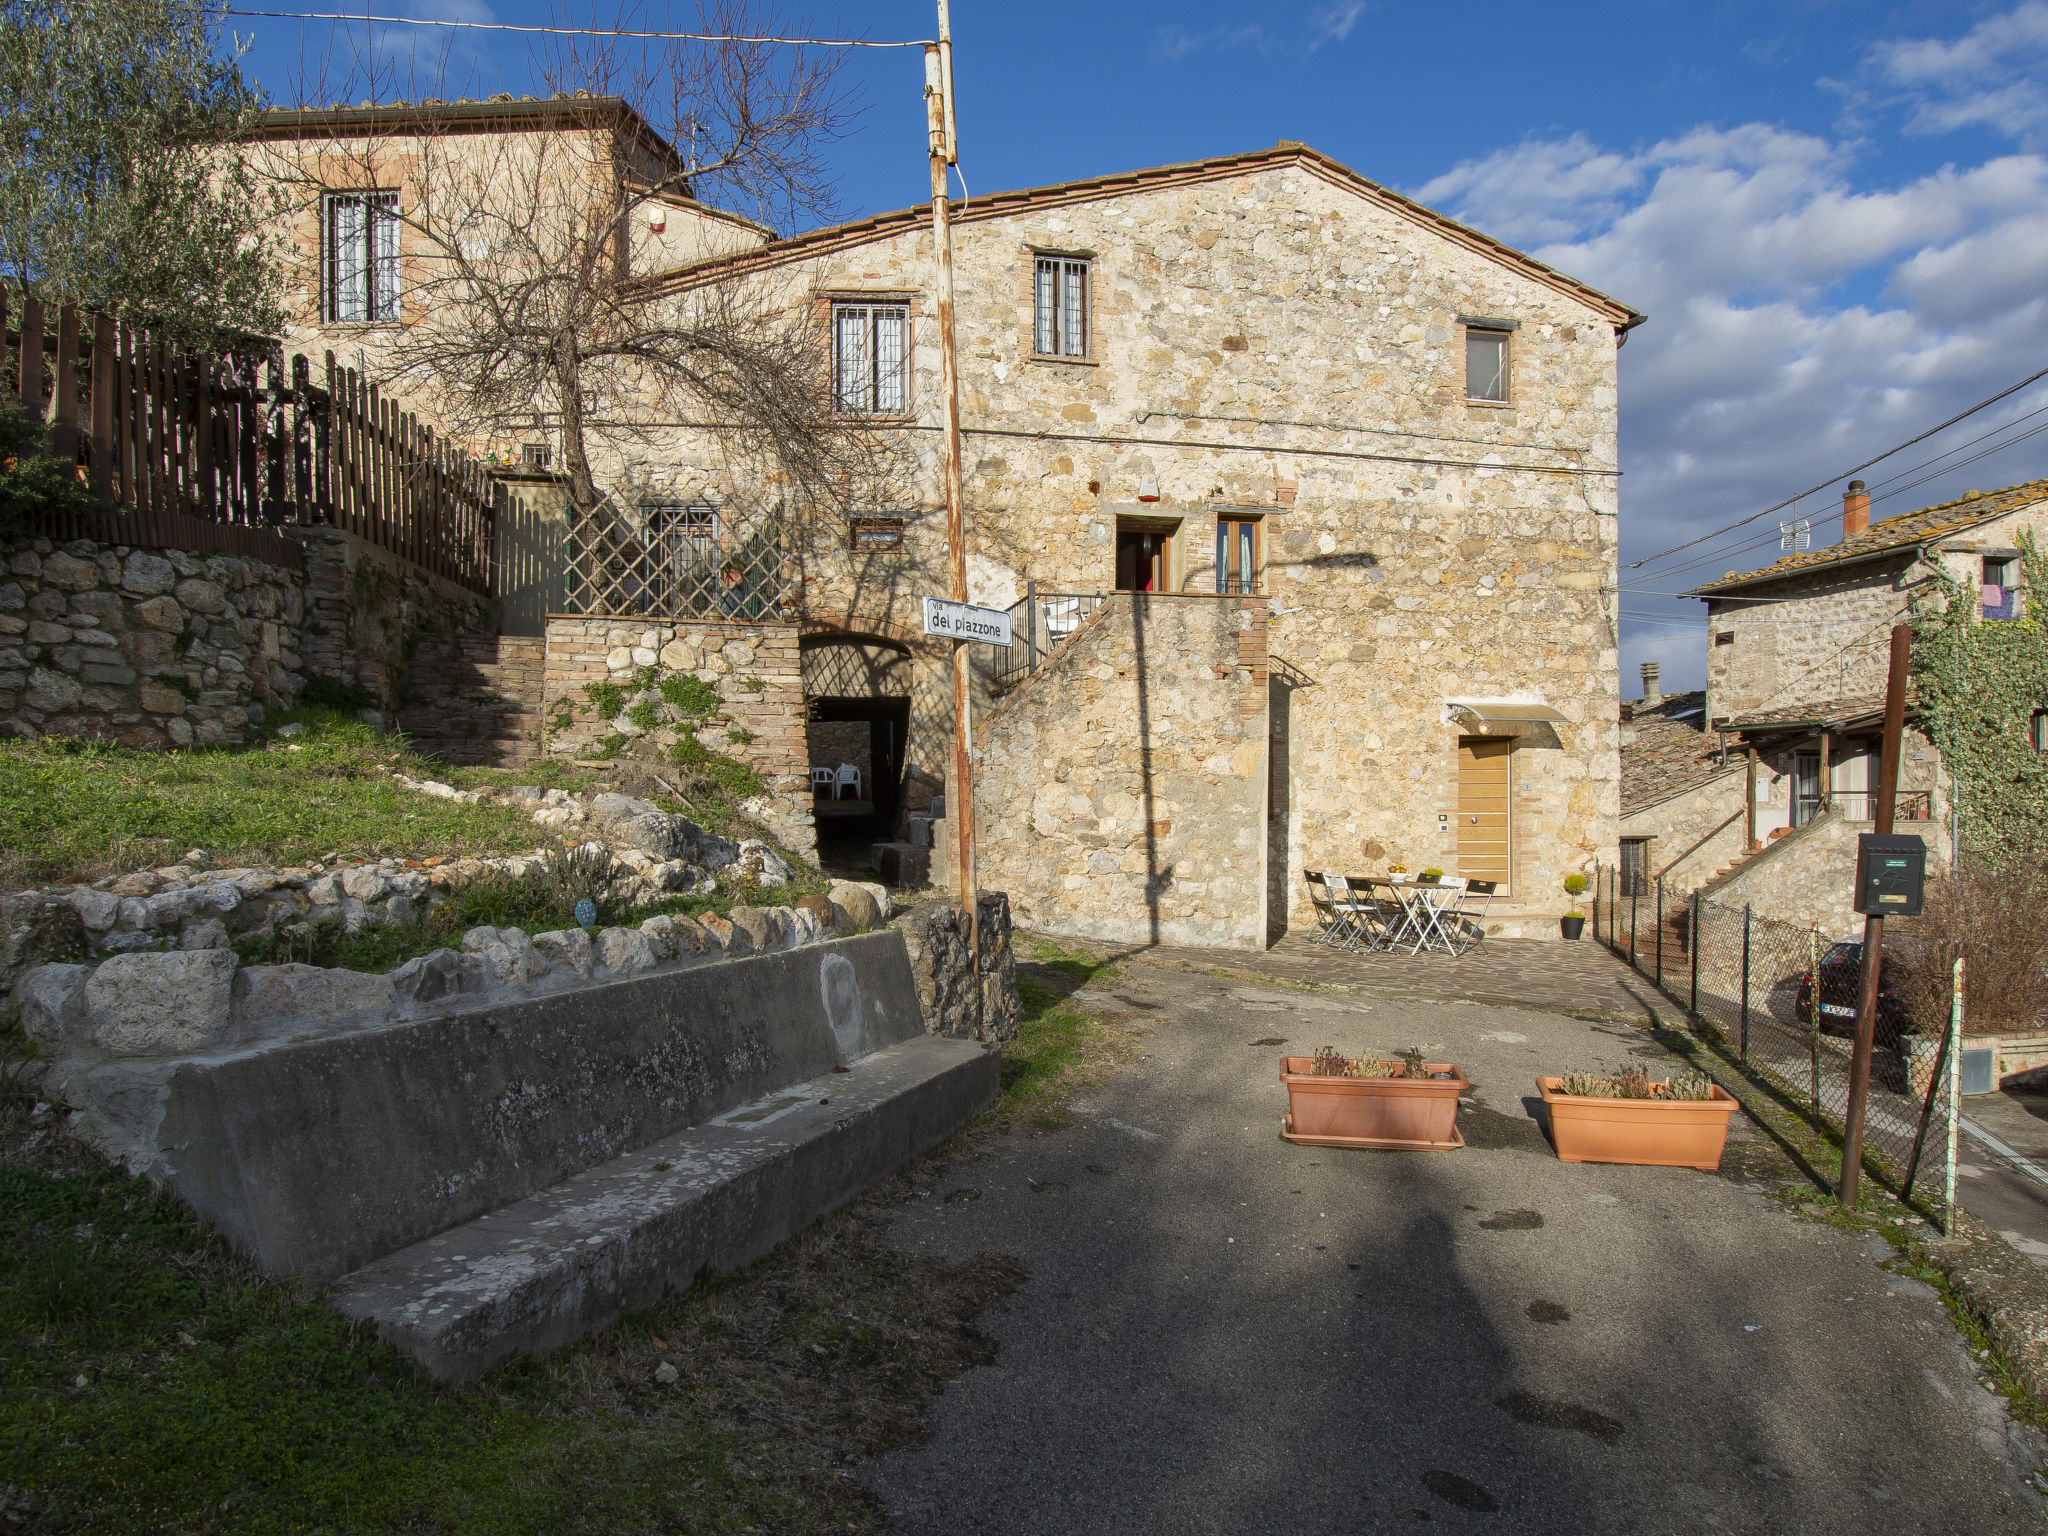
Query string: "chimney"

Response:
xmin=1640 ymin=660 xmax=1661 ymax=708
xmin=1842 ymin=479 xmax=1869 ymax=540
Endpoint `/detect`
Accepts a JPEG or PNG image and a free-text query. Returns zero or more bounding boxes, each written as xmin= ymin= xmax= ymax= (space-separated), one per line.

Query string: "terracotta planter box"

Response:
xmin=1279 ymin=1058 xmax=1467 ymax=1150
xmin=1537 ymin=1076 xmax=1738 ymax=1170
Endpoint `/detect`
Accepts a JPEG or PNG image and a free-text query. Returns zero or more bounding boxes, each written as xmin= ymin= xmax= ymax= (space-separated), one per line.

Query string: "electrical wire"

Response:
xmin=1624 ymin=362 xmax=2048 ymax=572
xmin=220 ymin=9 xmax=932 ymax=45
xmin=1865 ymin=400 xmax=2048 ymax=493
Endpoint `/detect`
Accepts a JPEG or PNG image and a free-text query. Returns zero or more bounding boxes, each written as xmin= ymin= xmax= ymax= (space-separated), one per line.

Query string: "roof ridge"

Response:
xmin=632 ymin=142 xmax=1644 ymax=327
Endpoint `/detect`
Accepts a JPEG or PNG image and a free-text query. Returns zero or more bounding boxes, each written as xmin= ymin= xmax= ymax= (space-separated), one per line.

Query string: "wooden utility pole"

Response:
xmin=1839 ymin=623 xmax=1913 ymax=1209
xmin=1745 ymin=747 xmax=1758 ymax=851
xmin=924 ymin=3 xmax=975 ymax=921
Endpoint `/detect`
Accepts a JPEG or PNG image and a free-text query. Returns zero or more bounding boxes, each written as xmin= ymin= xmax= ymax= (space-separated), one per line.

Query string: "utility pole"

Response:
xmin=924 ymin=2 xmax=975 ymax=923
xmin=1839 ymin=623 xmax=1913 ymax=1209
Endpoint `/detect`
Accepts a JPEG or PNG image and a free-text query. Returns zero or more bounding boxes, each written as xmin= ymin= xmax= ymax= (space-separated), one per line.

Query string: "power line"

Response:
xmin=1866 ymin=400 xmax=2048 ymax=493
xmin=219 ymin=9 xmax=931 ymax=45
xmin=1625 ymin=362 xmax=2048 ymax=572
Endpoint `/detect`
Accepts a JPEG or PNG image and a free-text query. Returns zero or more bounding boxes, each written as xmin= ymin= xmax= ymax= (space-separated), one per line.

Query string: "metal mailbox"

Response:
xmin=1854 ymin=832 xmax=1926 ymax=917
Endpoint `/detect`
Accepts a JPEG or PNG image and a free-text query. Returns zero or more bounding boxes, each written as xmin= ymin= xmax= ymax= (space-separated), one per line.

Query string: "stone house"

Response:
xmin=244 ymin=113 xmax=1646 ymax=946
xmin=1617 ymin=476 xmax=2048 ymax=935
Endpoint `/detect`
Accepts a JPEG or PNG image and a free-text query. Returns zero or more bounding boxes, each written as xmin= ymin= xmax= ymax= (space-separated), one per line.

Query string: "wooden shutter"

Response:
xmin=1457 ymin=737 xmax=1512 ymax=890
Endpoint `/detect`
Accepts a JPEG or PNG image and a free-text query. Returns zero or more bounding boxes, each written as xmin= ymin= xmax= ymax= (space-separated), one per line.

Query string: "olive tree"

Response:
xmin=0 ymin=0 xmax=284 ymax=349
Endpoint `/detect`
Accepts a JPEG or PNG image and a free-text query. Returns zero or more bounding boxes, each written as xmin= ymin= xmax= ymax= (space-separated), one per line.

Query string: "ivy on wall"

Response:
xmin=1912 ymin=529 xmax=2048 ymax=861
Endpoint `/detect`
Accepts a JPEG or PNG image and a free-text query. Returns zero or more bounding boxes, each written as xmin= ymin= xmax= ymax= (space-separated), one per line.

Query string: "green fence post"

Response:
xmin=1740 ymin=903 xmax=1752 ymax=1061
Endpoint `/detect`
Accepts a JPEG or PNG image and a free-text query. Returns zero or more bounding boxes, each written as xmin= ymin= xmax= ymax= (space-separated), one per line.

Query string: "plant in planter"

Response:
xmin=1561 ymin=873 xmax=1589 ymax=940
xmin=1281 ymin=1045 xmax=1467 ymax=1150
xmin=1419 ymin=867 xmax=1444 ymax=883
xmin=1537 ymin=1064 xmax=1736 ymax=1168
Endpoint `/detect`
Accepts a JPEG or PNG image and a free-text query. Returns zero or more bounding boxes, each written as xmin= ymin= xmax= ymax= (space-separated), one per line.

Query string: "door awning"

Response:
xmin=1447 ymin=697 xmax=1572 ymax=733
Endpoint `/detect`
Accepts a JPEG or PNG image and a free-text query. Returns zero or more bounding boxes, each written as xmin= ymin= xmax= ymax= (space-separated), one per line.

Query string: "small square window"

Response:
xmin=832 ymin=302 xmax=910 ymax=414
xmin=520 ymin=443 xmax=551 ymax=469
xmin=851 ymin=517 xmax=904 ymax=550
xmin=1466 ymin=327 xmax=1509 ymax=403
xmin=324 ymin=190 xmax=400 ymax=323
xmin=2032 ymin=708 xmax=2048 ymax=753
xmin=1033 ymin=256 xmax=1090 ymax=358
xmin=1714 ymin=631 xmax=1735 ymax=646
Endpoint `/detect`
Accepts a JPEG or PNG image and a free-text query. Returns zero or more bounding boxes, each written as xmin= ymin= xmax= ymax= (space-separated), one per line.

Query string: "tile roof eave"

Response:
xmin=1686 ymin=541 xmax=1929 ymax=598
xmin=630 ymin=144 xmax=1645 ymax=328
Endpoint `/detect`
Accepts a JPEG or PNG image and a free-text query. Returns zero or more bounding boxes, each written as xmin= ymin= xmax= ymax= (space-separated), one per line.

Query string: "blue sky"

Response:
xmin=230 ymin=1 xmax=2048 ymax=693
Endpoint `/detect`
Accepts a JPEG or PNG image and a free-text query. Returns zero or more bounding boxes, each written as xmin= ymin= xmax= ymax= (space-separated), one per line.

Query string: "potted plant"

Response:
xmin=1536 ymin=1065 xmax=1738 ymax=1169
xmin=1561 ymin=873 xmax=1588 ymax=940
xmin=1419 ymin=867 xmax=1444 ymax=884
xmin=1280 ymin=1045 xmax=1467 ymax=1150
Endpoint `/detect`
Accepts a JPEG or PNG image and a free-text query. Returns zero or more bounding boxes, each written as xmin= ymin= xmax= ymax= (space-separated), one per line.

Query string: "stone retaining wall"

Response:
xmin=0 ymin=530 xmax=493 ymax=748
xmin=541 ymin=615 xmax=812 ymax=853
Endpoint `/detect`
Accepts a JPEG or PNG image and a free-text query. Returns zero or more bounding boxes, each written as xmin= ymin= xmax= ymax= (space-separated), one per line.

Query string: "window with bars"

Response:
xmin=832 ymin=302 xmax=910 ymax=413
xmin=1216 ymin=515 xmax=1259 ymax=593
xmin=1033 ymin=256 xmax=1090 ymax=358
xmin=325 ymin=191 xmax=400 ymax=323
xmin=1465 ymin=326 xmax=1509 ymax=403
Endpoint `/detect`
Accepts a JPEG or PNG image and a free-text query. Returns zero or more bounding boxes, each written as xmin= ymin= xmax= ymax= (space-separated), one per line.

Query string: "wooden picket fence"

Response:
xmin=3 ymin=293 xmax=511 ymax=593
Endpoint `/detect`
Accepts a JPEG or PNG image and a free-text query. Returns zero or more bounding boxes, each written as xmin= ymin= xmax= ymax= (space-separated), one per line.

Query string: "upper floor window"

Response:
xmin=1983 ymin=555 xmax=2020 ymax=621
xmin=1033 ymin=256 xmax=1090 ymax=358
xmin=1216 ymin=515 xmax=1259 ymax=594
xmin=325 ymin=190 xmax=399 ymax=324
xmin=520 ymin=443 xmax=551 ymax=470
xmin=832 ymin=302 xmax=909 ymax=414
xmin=2033 ymin=707 xmax=2048 ymax=753
xmin=1465 ymin=325 xmax=1510 ymax=403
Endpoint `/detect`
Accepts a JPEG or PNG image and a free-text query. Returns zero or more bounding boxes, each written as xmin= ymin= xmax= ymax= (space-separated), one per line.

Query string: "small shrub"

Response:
xmin=1558 ymin=1069 xmax=1613 ymax=1098
xmin=633 ymin=664 xmax=661 ymax=691
xmin=1344 ymin=1054 xmax=1398 ymax=1079
xmin=584 ymin=681 xmax=625 ymax=720
xmin=668 ymin=735 xmax=762 ymax=797
xmin=1400 ymin=1045 xmax=1429 ymax=1079
xmin=1891 ymin=858 xmax=2048 ymax=1036
xmin=594 ymin=733 xmax=627 ymax=760
xmin=659 ymin=673 xmax=721 ymax=717
xmin=625 ymin=701 xmax=658 ymax=733
xmin=1563 ymin=871 xmax=1588 ymax=914
xmin=1419 ymin=867 xmax=1443 ymax=882
xmin=1666 ymin=1070 xmax=1716 ymax=1101
xmin=1612 ymin=1063 xmax=1655 ymax=1099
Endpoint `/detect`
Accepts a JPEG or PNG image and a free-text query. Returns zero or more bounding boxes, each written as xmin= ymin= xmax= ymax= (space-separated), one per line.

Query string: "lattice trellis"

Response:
xmin=562 ymin=498 xmax=796 ymax=621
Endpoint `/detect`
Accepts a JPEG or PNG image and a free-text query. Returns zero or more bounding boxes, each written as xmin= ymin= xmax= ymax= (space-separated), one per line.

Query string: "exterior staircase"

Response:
xmin=397 ymin=635 xmax=546 ymax=766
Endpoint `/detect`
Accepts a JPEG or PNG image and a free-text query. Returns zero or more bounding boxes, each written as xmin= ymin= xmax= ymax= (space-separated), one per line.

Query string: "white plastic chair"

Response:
xmin=833 ymin=762 xmax=863 ymax=800
xmin=810 ymin=766 xmax=833 ymax=796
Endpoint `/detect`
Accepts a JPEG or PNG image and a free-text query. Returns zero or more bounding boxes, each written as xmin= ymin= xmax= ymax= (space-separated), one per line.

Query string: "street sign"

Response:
xmin=922 ymin=595 xmax=1012 ymax=647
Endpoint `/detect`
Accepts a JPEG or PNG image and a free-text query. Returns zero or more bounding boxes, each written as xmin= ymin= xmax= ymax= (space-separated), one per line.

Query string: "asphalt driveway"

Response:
xmin=862 ymin=960 xmax=2046 ymax=1534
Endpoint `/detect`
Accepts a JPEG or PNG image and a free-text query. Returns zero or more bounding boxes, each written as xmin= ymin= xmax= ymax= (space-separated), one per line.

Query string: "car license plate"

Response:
xmin=1821 ymin=1004 xmax=1856 ymax=1017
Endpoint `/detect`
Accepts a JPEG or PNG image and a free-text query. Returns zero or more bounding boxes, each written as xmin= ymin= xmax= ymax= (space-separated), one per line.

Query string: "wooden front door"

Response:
xmin=1457 ymin=737 xmax=1512 ymax=890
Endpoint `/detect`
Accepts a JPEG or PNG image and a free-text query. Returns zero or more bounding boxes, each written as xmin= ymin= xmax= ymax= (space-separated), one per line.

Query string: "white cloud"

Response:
xmin=1308 ymin=2 xmax=1365 ymax=48
xmin=1152 ymin=3 xmax=1365 ymax=62
xmin=1867 ymin=1 xmax=2048 ymax=147
xmin=1416 ymin=120 xmax=2048 ymax=692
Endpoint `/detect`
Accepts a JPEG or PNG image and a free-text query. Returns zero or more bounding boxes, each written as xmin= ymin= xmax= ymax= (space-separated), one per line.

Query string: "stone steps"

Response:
xmin=328 ymin=1034 xmax=995 ymax=1380
xmin=398 ymin=635 xmax=548 ymax=766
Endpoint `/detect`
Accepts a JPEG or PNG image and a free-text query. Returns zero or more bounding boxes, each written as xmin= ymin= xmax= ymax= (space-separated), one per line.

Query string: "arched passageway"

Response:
xmin=801 ymin=635 xmax=914 ymax=871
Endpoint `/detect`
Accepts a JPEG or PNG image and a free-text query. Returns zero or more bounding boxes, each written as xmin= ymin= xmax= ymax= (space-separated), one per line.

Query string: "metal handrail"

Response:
xmin=987 ymin=584 xmax=1108 ymax=692
xmin=1797 ymin=790 xmax=1933 ymax=823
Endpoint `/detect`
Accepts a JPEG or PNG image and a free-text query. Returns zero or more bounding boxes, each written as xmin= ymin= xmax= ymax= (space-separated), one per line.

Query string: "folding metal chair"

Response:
xmin=1302 ymin=870 xmax=1341 ymax=946
xmin=1443 ymin=879 xmax=1497 ymax=956
xmin=1333 ymin=874 xmax=1395 ymax=952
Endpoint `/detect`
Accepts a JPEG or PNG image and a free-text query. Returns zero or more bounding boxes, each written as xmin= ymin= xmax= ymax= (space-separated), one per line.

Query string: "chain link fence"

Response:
xmin=1593 ymin=862 xmax=1960 ymax=1218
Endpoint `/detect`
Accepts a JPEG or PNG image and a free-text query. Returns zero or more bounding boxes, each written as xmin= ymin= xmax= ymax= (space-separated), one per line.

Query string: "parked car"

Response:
xmin=1795 ymin=940 xmax=1912 ymax=1049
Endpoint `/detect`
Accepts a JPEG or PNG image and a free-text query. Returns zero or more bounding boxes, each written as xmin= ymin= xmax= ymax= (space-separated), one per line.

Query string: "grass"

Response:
xmin=997 ymin=937 xmax=1148 ymax=1132
xmin=0 ymin=707 xmax=804 ymax=901
xmin=0 ymin=930 xmax=1135 ymax=1533
xmin=0 ymin=710 xmax=578 ymax=888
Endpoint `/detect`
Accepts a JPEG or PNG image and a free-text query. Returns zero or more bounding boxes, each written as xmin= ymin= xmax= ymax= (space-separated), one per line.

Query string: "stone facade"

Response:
xmin=1697 ymin=811 xmax=1865 ymax=939
xmin=539 ymin=615 xmax=811 ymax=851
xmin=598 ymin=147 xmax=1634 ymax=941
xmin=972 ymin=594 xmax=1269 ymax=948
xmin=0 ymin=530 xmax=493 ymax=748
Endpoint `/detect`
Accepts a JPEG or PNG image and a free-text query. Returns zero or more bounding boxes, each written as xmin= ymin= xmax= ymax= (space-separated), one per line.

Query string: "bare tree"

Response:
xmin=257 ymin=3 xmax=872 ymax=539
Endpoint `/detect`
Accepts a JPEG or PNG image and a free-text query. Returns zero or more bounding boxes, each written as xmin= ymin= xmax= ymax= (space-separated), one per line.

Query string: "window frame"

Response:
xmin=1032 ymin=254 xmax=1092 ymax=361
xmin=830 ymin=300 xmax=912 ymax=416
xmin=1463 ymin=324 xmax=1511 ymax=405
xmin=2032 ymin=707 xmax=2048 ymax=754
xmin=850 ymin=516 xmax=905 ymax=551
xmin=1215 ymin=513 xmax=1260 ymax=594
xmin=323 ymin=189 xmax=401 ymax=325
xmin=1983 ymin=555 xmax=2021 ymax=621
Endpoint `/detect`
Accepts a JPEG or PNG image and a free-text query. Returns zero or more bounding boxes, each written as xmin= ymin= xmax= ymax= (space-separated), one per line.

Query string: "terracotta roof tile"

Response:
xmin=1688 ymin=479 xmax=2048 ymax=596
xmin=1619 ymin=691 xmax=1729 ymax=814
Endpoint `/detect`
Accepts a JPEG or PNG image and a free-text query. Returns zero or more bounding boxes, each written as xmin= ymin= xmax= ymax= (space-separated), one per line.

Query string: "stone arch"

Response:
xmin=800 ymin=624 xmax=947 ymax=857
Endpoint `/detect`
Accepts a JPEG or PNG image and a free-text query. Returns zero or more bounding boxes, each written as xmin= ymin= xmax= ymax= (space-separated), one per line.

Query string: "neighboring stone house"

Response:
xmin=243 ymin=117 xmax=1647 ymax=946
xmin=1617 ymin=477 xmax=2048 ymax=936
